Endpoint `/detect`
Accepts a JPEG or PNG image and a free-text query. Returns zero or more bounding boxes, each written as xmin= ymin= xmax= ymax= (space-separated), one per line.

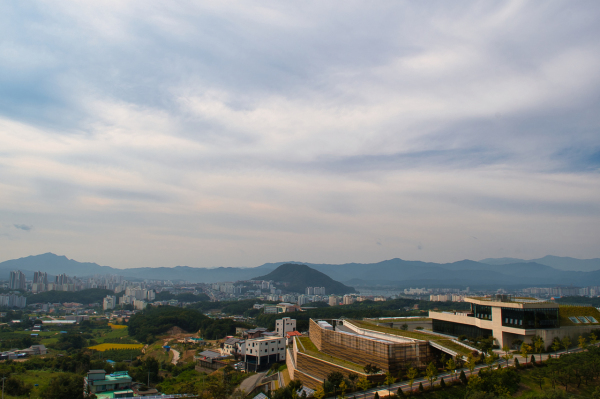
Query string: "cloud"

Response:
xmin=13 ymin=224 xmax=33 ymax=231
xmin=0 ymin=1 xmax=599 ymax=267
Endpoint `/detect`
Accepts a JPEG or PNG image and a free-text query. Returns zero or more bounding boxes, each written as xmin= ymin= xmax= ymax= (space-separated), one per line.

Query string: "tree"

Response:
xmin=534 ymin=336 xmax=545 ymax=363
xmin=327 ymin=372 xmax=344 ymax=389
xmin=562 ymin=337 xmax=571 ymax=354
xmin=440 ymin=377 xmax=446 ymax=388
xmin=445 ymin=358 xmax=457 ymax=382
xmin=529 ymin=367 xmax=546 ymax=389
xmin=405 ymin=367 xmax=418 ymax=393
xmin=485 ymin=350 xmax=498 ymax=370
xmin=45 ymin=373 xmax=85 ymax=399
xmin=356 ymin=377 xmax=371 ymax=392
xmin=348 ymin=373 xmax=358 ymax=391
xmin=373 ymin=392 xmax=379 ymax=399
xmin=501 ymin=345 xmax=513 ymax=367
xmin=551 ymin=339 xmax=562 ymax=358
xmin=514 ymin=358 xmax=520 ymax=369
xmin=339 ymin=380 xmax=348 ymax=399
xmin=459 ymin=370 xmax=468 ymax=385
xmin=521 ymin=343 xmax=532 ymax=365
xmin=401 ymin=323 xmax=408 ymax=331
xmin=384 ymin=372 xmax=396 ymax=397
xmin=579 ymin=335 xmax=588 ymax=351
xmin=5 ymin=376 xmax=32 ymax=397
xmin=363 ymin=364 xmax=380 ymax=375
xmin=418 ymin=382 xmax=424 ymax=393
xmin=591 ymin=332 xmax=598 ymax=346
xmin=466 ymin=353 xmax=478 ymax=376
xmin=425 ymin=362 xmax=438 ymax=388
xmin=313 ymin=385 xmax=325 ymax=399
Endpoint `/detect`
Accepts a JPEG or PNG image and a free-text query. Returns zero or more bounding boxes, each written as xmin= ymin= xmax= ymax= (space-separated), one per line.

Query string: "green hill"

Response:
xmin=253 ymin=263 xmax=355 ymax=295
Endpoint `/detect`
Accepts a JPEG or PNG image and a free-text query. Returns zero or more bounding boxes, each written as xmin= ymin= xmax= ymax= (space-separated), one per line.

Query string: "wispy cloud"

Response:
xmin=0 ymin=1 xmax=599 ymax=267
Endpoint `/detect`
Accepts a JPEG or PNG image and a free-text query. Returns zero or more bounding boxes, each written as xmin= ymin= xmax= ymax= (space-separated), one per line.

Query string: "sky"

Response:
xmin=1 ymin=1 xmax=599 ymax=269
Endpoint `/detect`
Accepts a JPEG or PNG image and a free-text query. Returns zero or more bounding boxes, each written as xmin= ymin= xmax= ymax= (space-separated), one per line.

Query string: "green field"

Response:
xmin=95 ymin=326 xmax=131 ymax=342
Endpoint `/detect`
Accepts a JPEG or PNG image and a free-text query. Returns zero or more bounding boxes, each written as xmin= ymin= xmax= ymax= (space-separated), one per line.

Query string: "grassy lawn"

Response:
xmin=4 ymin=370 xmax=63 ymax=399
xmin=296 ymin=337 xmax=365 ymax=373
xmin=282 ymin=368 xmax=291 ymax=386
xmin=96 ymin=326 xmax=130 ymax=342
xmin=350 ymin=320 xmax=472 ymax=356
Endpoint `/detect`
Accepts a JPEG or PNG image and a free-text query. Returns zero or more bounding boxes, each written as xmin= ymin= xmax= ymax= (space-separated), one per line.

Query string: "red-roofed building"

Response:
xmin=285 ymin=331 xmax=302 ymax=346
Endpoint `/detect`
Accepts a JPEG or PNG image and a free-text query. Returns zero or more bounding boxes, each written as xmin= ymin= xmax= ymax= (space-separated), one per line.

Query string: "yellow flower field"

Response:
xmin=88 ymin=343 xmax=143 ymax=351
xmin=108 ymin=323 xmax=128 ymax=329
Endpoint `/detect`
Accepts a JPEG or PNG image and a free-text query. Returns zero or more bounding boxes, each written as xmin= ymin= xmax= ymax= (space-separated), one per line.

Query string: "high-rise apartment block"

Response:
xmin=306 ymin=287 xmax=326 ymax=295
xmin=9 ymin=271 xmax=26 ymax=290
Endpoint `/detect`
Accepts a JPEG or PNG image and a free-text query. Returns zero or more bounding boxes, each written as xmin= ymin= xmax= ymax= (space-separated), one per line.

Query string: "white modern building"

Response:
xmin=242 ymin=336 xmax=286 ymax=371
xmin=275 ymin=317 xmax=297 ymax=337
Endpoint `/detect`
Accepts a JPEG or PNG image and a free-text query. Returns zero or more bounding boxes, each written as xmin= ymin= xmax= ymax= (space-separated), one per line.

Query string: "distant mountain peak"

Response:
xmin=253 ymin=263 xmax=355 ymax=295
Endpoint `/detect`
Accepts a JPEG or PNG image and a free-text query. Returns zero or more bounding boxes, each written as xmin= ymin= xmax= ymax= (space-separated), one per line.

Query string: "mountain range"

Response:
xmin=2 ymin=253 xmax=600 ymax=290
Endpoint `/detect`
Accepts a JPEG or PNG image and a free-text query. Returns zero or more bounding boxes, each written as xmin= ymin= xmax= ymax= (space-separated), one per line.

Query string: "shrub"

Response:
xmin=459 ymin=370 xmax=467 ymax=385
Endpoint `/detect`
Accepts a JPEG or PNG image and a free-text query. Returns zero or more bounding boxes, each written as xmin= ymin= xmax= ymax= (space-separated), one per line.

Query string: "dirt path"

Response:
xmin=171 ymin=348 xmax=180 ymax=364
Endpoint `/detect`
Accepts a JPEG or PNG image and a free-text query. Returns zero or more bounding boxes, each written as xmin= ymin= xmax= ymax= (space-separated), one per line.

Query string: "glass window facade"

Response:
xmin=501 ymin=307 xmax=559 ymax=329
xmin=432 ymin=319 xmax=493 ymax=339
xmin=471 ymin=304 xmax=492 ymax=320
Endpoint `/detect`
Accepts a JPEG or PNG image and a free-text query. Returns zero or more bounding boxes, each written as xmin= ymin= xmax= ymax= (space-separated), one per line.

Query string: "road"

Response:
xmin=239 ymin=371 xmax=267 ymax=395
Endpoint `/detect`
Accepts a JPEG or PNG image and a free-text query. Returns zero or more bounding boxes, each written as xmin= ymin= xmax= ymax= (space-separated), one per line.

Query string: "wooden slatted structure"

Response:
xmin=309 ymin=319 xmax=435 ymax=374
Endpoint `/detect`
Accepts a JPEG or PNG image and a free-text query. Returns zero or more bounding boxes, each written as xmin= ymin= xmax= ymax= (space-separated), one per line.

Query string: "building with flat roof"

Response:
xmin=242 ymin=336 xmax=286 ymax=371
xmin=429 ymin=295 xmax=600 ymax=348
xmin=275 ymin=317 xmax=296 ymax=337
xmin=85 ymin=370 xmax=132 ymax=395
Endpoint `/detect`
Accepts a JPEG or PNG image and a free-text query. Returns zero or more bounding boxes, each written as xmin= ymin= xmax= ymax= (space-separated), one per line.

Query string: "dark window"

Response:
xmin=471 ymin=304 xmax=492 ymax=320
xmin=501 ymin=308 xmax=559 ymax=329
xmin=432 ymin=319 xmax=492 ymax=339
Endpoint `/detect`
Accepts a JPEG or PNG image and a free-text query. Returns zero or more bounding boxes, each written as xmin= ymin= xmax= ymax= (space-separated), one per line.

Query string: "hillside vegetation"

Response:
xmin=127 ymin=305 xmax=252 ymax=343
xmin=253 ymin=263 xmax=355 ymax=295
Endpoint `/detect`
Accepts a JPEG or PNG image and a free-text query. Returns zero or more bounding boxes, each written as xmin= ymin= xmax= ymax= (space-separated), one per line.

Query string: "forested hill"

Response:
xmin=28 ymin=288 xmax=114 ymax=304
xmin=253 ymin=263 xmax=355 ymax=295
xmin=127 ymin=306 xmax=252 ymax=343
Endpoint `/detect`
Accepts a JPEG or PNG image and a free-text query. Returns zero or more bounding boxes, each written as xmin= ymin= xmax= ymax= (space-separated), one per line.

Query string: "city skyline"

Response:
xmin=1 ymin=1 xmax=599 ymax=269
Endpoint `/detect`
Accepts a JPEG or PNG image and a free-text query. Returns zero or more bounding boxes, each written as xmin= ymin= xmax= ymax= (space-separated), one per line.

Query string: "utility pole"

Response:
xmin=2 ymin=375 xmax=5 ymax=399
xmin=147 ymin=372 xmax=150 ymax=388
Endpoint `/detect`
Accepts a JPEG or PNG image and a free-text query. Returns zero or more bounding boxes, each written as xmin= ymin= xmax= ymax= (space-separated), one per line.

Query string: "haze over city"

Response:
xmin=1 ymin=1 xmax=599 ymax=269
